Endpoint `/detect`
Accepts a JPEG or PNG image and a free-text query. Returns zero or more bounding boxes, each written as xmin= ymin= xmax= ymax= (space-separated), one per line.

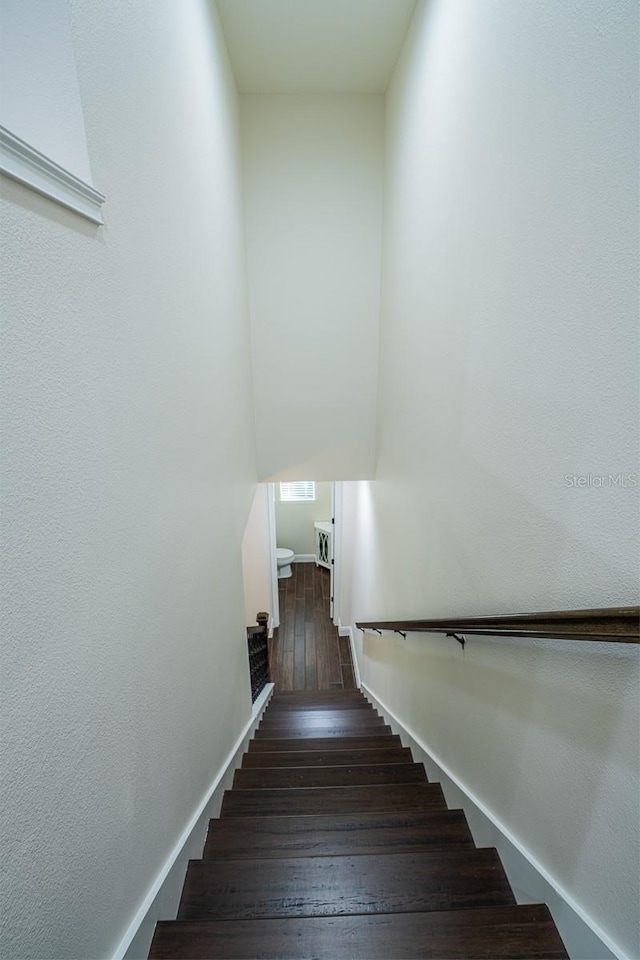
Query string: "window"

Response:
xmin=279 ymin=481 xmax=316 ymax=502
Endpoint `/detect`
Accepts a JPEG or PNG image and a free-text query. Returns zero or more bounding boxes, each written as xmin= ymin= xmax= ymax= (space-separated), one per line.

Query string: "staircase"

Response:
xmin=149 ymin=689 xmax=568 ymax=958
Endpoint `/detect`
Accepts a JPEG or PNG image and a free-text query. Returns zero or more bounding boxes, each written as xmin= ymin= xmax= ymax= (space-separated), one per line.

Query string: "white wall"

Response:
xmin=241 ymin=485 xmax=272 ymax=626
xmin=339 ymin=2 xmax=639 ymax=957
xmin=0 ymin=2 xmax=257 ymax=958
xmin=241 ymin=94 xmax=383 ymax=481
xmin=275 ymin=481 xmax=332 ymax=555
xmin=0 ymin=0 xmax=93 ymax=182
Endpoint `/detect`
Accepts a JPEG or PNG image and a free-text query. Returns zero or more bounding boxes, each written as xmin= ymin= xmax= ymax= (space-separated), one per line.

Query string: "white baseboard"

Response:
xmin=293 ymin=554 xmax=315 ymax=563
xmin=112 ymin=683 xmax=274 ymax=960
xmin=361 ymin=682 xmax=624 ymax=960
xmin=338 ymin=623 xmax=361 ymax=688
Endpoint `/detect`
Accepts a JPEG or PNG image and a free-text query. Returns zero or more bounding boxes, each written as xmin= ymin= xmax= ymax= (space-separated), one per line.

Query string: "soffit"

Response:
xmin=216 ymin=0 xmax=416 ymax=94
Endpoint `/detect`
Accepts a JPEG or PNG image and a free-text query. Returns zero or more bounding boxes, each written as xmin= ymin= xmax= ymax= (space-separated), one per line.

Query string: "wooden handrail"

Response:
xmin=356 ymin=606 xmax=639 ymax=644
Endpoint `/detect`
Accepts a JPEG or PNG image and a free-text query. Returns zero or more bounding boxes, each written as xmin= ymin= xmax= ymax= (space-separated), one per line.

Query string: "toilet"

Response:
xmin=276 ymin=547 xmax=295 ymax=579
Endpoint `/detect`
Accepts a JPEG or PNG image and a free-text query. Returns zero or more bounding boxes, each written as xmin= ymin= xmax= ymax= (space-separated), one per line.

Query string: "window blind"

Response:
xmin=279 ymin=481 xmax=316 ymax=502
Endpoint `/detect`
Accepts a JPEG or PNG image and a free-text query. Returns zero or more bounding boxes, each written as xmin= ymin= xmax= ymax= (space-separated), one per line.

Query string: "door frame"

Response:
xmin=266 ymin=482 xmax=280 ymax=630
xmin=331 ymin=481 xmax=343 ymax=626
xmin=267 ymin=479 xmax=341 ymax=629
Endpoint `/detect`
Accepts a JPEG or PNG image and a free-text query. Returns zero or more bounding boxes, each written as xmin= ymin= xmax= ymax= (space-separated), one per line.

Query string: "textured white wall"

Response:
xmin=241 ymin=485 xmax=272 ymax=627
xmin=275 ymin=482 xmax=333 ymax=555
xmin=241 ymin=94 xmax=383 ymax=481
xmin=0 ymin=0 xmax=93 ymax=181
xmin=338 ymin=1 xmax=639 ymax=956
xmin=0 ymin=2 xmax=257 ymax=958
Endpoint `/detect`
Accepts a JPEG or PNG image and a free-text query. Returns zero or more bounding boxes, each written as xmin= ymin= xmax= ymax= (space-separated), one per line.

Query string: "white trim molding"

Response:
xmin=331 ymin=481 xmax=343 ymax=625
xmin=361 ymin=682 xmax=625 ymax=960
xmin=266 ymin=484 xmax=280 ymax=629
xmin=0 ymin=124 xmax=105 ymax=224
xmin=293 ymin=553 xmax=315 ymax=563
xmin=112 ymin=683 xmax=274 ymax=960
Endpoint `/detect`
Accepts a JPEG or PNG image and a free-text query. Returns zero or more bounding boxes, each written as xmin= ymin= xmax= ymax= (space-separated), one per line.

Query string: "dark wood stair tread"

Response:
xmin=241 ymin=745 xmax=413 ymax=768
xmin=248 ymin=734 xmax=402 ymax=752
xmin=266 ymin=701 xmax=373 ymax=712
xmin=267 ymin=699 xmax=368 ymax=710
xmin=177 ymin=848 xmax=515 ymax=921
xmin=150 ymin=904 xmax=569 ymax=959
xmin=254 ymin=722 xmax=392 ymax=739
xmin=233 ymin=762 xmax=427 ymax=789
xmin=257 ymin=720 xmax=383 ymax=734
xmin=258 ymin=710 xmax=385 ymax=736
xmin=221 ymin=782 xmax=446 ymax=817
xmin=269 ymin=691 xmax=366 ymax=701
xmin=262 ymin=708 xmax=379 ymax=723
xmin=204 ymin=809 xmax=474 ymax=860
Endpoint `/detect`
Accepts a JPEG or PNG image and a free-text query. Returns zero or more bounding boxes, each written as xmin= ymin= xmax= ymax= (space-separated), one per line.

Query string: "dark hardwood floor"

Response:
xmin=270 ymin=563 xmax=355 ymax=691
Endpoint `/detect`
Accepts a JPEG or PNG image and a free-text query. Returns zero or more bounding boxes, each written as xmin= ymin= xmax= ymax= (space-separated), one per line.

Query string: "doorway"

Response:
xmin=266 ymin=481 xmax=352 ymax=690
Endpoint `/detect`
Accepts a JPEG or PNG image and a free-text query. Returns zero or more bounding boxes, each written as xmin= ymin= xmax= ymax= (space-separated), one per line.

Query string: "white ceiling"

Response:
xmin=216 ymin=0 xmax=417 ymax=94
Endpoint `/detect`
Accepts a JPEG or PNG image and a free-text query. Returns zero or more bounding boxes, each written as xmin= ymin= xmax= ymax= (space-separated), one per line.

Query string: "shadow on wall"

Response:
xmin=241 ymin=485 xmax=272 ymax=628
xmin=361 ymin=626 xmax=639 ymax=936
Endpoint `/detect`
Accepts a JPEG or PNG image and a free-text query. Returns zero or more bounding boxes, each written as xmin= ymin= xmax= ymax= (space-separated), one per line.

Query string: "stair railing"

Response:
xmin=247 ymin=611 xmax=270 ymax=702
xmin=356 ymin=606 xmax=639 ymax=646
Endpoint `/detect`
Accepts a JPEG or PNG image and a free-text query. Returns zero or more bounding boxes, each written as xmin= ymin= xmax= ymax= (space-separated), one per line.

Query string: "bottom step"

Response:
xmin=150 ymin=904 xmax=568 ymax=959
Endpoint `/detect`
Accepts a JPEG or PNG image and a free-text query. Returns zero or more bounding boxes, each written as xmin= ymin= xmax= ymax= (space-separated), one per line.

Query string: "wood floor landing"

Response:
xmin=149 ymin=690 xmax=569 ymax=960
xmin=270 ymin=563 xmax=355 ymax=691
